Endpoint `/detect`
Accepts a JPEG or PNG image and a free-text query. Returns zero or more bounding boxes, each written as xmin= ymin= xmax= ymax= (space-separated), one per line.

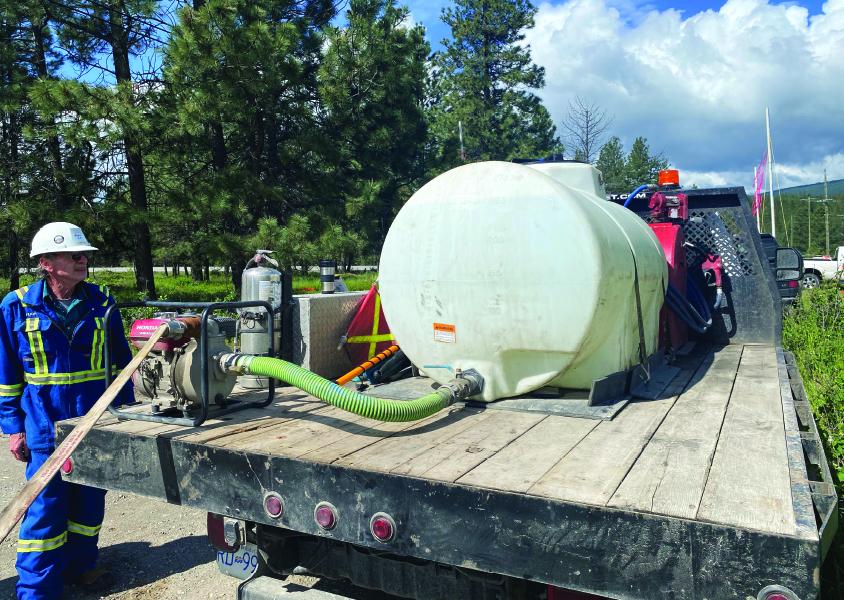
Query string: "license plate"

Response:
xmin=216 ymin=542 xmax=259 ymax=580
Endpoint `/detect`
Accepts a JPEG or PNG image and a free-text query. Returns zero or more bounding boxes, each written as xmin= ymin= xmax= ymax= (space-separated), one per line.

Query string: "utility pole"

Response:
xmin=824 ymin=169 xmax=830 ymax=256
xmin=754 ymin=166 xmax=761 ymax=232
xmin=800 ymin=196 xmax=812 ymax=253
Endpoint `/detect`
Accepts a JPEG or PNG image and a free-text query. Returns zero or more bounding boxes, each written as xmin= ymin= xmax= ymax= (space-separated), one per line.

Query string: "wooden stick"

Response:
xmin=0 ymin=322 xmax=170 ymax=544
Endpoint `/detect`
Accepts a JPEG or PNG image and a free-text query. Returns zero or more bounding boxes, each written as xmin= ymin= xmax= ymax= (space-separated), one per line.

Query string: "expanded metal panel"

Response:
xmin=683 ymin=210 xmax=755 ymax=277
xmin=629 ymin=188 xmax=780 ymax=344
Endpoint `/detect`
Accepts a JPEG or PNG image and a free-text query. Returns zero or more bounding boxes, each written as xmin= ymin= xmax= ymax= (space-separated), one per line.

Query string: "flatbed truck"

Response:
xmin=57 ymin=187 xmax=838 ymax=599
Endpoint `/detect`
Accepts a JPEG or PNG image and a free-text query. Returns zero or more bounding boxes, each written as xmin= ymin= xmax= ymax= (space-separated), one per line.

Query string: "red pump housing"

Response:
xmin=130 ymin=315 xmax=199 ymax=352
xmin=650 ymin=223 xmax=689 ymax=350
xmin=647 ymin=184 xmax=690 ymax=351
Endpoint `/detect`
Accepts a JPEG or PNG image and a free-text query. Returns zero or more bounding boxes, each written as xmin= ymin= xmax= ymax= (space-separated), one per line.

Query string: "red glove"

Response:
xmin=9 ymin=432 xmax=29 ymax=462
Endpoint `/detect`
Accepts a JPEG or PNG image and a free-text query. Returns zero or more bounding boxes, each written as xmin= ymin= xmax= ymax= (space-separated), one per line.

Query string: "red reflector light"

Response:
xmin=314 ymin=503 xmax=337 ymax=530
xmin=788 ymin=280 xmax=798 ymax=288
xmin=370 ymin=512 xmax=396 ymax=542
xmin=263 ymin=492 xmax=284 ymax=519
xmin=758 ymin=585 xmax=798 ymax=600
xmin=60 ymin=459 xmax=73 ymax=475
xmin=206 ymin=513 xmax=237 ymax=552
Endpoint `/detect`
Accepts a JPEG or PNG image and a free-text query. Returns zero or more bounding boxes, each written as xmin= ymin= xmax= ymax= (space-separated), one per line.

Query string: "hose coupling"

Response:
xmin=442 ymin=368 xmax=484 ymax=404
xmin=218 ymin=353 xmax=251 ymax=374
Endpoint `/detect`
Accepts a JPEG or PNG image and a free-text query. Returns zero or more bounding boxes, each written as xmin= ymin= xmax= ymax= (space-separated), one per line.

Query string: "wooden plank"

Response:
xmin=330 ymin=407 xmax=490 ymax=472
xmin=94 ymin=390 xmax=311 ymax=440
xmin=391 ymin=410 xmax=546 ymax=482
xmin=457 ymin=415 xmax=599 ymax=493
xmin=97 ymin=417 xmax=183 ymax=435
xmin=528 ymin=349 xmax=708 ymax=506
xmin=608 ymin=345 xmax=743 ymax=517
xmin=174 ymin=399 xmax=325 ymax=445
xmin=215 ymin=404 xmax=367 ymax=453
xmin=697 ymin=345 xmax=795 ymax=535
xmin=296 ymin=407 xmax=463 ymax=465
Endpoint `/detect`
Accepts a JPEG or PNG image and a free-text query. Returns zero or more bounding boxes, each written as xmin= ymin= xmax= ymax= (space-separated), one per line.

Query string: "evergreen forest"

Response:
xmin=5 ymin=0 xmax=827 ymax=298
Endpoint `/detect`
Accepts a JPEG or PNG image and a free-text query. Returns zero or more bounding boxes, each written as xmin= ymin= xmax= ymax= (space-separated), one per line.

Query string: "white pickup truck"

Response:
xmin=802 ymin=246 xmax=844 ymax=287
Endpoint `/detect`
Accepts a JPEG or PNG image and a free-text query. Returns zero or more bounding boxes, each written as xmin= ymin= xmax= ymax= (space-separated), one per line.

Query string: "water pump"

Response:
xmin=129 ymin=313 xmax=238 ymax=413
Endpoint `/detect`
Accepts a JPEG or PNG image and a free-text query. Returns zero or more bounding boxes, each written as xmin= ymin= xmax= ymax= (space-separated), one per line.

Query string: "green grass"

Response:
xmin=2 ymin=269 xmax=378 ymax=302
xmin=783 ymin=282 xmax=844 ymax=595
xmin=2 ymin=270 xmax=379 ymax=329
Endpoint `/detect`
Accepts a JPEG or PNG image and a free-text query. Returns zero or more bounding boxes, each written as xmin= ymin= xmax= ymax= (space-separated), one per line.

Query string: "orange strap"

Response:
xmin=335 ymin=345 xmax=399 ymax=386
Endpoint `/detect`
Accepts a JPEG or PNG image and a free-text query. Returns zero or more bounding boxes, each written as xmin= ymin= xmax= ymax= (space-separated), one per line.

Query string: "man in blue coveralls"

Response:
xmin=0 ymin=222 xmax=134 ymax=599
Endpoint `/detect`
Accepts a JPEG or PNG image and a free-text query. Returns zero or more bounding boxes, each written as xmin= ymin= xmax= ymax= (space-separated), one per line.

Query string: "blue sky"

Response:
xmin=400 ymin=0 xmax=844 ymax=191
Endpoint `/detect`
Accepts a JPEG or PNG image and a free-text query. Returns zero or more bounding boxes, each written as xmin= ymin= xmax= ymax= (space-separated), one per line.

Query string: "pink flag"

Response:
xmin=752 ymin=151 xmax=767 ymax=216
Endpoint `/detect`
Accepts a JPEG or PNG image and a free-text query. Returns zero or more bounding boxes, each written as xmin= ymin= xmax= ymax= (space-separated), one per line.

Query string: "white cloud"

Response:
xmin=524 ymin=0 xmax=844 ymax=190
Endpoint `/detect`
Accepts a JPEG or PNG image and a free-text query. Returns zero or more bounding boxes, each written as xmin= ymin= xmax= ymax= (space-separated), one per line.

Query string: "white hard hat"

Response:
xmin=30 ymin=222 xmax=98 ymax=258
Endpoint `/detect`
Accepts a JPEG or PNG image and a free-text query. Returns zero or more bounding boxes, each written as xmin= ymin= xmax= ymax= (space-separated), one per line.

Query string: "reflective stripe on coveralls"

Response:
xmin=67 ymin=520 xmax=102 ymax=537
xmin=0 ymin=281 xmax=133 ymax=600
xmin=91 ymin=318 xmax=104 ymax=371
xmin=25 ymin=319 xmax=48 ymax=376
xmin=16 ymin=450 xmax=106 ymax=600
xmin=0 ymin=383 xmax=24 ymax=396
xmin=23 ymin=367 xmax=118 ymax=386
xmin=16 ymin=532 xmax=67 ymax=553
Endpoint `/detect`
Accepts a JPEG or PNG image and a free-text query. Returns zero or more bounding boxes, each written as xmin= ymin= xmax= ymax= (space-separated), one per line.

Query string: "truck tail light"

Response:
xmin=757 ymin=585 xmax=798 ymax=600
xmin=206 ymin=513 xmax=238 ymax=552
xmin=263 ymin=492 xmax=284 ymax=519
xmin=314 ymin=502 xmax=338 ymax=530
xmin=370 ymin=512 xmax=396 ymax=542
xmin=788 ymin=280 xmax=798 ymax=288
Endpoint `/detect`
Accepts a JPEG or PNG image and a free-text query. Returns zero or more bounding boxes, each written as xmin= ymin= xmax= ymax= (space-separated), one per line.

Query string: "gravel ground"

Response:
xmin=0 ymin=435 xmax=401 ymax=600
xmin=0 ymin=434 xmax=242 ymax=600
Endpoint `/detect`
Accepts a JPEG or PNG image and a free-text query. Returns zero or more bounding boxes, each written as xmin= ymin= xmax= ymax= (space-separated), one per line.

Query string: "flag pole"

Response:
xmin=754 ymin=166 xmax=760 ymax=232
xmin=766 ymin=107 xmax=776 ymax=237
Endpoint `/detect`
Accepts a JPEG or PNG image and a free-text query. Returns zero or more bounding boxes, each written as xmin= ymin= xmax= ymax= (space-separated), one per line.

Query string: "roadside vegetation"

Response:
xmin=2 ymin=270 xmax=378 ymax=302
xmin=782 ymin=282 xmax=844 ymax=593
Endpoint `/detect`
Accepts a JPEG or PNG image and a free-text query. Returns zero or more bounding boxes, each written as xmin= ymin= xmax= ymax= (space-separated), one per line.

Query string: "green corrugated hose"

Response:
xmin=235 ymin=355 xmax=454 ymax=422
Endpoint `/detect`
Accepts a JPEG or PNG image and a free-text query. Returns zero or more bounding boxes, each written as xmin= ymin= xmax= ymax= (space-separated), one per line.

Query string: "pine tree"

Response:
xmin=0 ymin=0 xmax=101 ymax=288
xmin=428 ymin=0 xmax=562 ymax=172
xmin=43 ymin=0 xmax=165 ymax=297
xmin=596 ymin=137 xmax=626 ymax=194
xmin=318 ymin=0 xmax=429 ymax=252
xmin=161 ymin=0 xmax=335 ymax=287
xmin=624 ymin=136 xmax=668 ymax=189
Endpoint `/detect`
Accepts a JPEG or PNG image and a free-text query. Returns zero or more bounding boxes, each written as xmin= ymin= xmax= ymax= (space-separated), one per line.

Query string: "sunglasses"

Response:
xmin=46 ymin=251 xmax=91 ymax=261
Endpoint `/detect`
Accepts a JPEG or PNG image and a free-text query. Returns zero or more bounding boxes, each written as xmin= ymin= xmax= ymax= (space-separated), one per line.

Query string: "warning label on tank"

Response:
xmin=433 ymin=323 xmax=456 ymax=343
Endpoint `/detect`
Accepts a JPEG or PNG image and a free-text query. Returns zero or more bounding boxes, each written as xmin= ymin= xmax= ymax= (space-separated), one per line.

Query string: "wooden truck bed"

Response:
xmin=58 ymin=343 xmax=834 ymax=599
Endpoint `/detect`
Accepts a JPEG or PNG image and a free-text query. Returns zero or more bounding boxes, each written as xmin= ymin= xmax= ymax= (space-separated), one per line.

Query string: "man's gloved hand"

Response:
xmin=9 ymin=432 xmax=29 ymax=462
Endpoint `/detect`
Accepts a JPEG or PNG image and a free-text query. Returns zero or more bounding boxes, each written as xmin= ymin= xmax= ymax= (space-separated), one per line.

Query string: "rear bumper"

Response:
xmin=239 ymin=576 xmax=351 ymax=600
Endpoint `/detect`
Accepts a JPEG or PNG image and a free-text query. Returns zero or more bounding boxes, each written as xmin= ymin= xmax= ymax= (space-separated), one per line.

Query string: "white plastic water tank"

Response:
xmin=378 ymin=161 xmax=667 ymax=401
